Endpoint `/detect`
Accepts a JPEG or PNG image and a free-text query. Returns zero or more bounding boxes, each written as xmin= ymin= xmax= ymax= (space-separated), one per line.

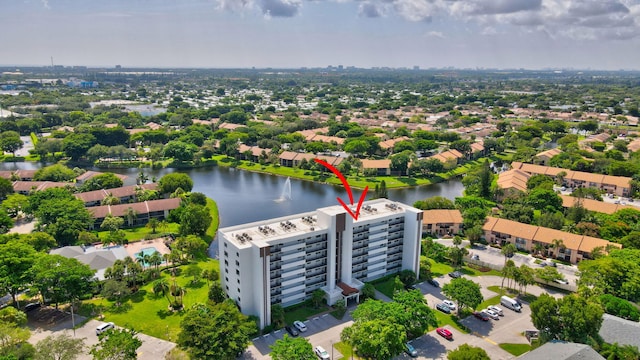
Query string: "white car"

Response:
xmin=314 ymin=345 xmax=330 ymax=359
xmin=554 ymin=278 xmax=570 ymax=285
xmin=443 ymin=300 xmax=457 ymax=311
xmin=293 ymin=320 xmax=307 ymax=332
xmin=484 ymin=309 xmax=500 ymax=320
xmin=487 ymin=305 xmax=504 ymax=316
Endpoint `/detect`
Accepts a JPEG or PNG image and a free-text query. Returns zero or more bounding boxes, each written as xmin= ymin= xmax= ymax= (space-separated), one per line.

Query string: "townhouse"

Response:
xmin=422 ymin=209 xmax=463 ymax=236
xmin=482 ymin=217 xmax=621 ymax=263
xmin=511 ymin=162 xmax=632 ymax=197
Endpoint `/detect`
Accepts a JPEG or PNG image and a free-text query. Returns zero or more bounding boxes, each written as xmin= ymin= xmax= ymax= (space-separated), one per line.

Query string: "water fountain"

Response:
xmin=275 ymin=177 xmax=292 ymax=202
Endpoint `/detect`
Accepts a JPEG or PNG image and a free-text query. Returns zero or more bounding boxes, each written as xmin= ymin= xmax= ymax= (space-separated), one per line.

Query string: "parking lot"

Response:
xmin=392 ymin=276 xmax=536 ymax=360
xmin=245 ymin=311 xmax=354 ymax=359
xmin=27 ymin=312 xmax=176 ymax=360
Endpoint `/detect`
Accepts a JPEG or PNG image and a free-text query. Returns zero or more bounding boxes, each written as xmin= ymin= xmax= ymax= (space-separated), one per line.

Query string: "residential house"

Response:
xmin=497 ymin=169 xmax=531 ymax=196
xmin=74 ymin=183 xmax=158 ymax=207
xmin=51 ymin=245 xmax=129 ymax=280
xmin=599 ymin=314 xmax=640 ymax=350
xmin=516 ymin=342 xmax=604 ymax=360
xmin=535 ymin=148 xmax=563 ymax=166
xmin=75 ymin=171 xmax=128 ymax=186
xmin=559 ymin=195 xmax=635 ymax=215
xmin=428 ymin=149 xmax=464 ymax=168
xmin=511 ymin=162 xmax=631 ymax=197
xmin=0 ymin=170 xmax=37 ymax=181
xmin=482 ymin=216 xmax=621 ymax=263
xmin=422 ymin=209 xmax=463 ymax=236
xmin=12 ymin=181 xmax=68 ymax=194
xmin=361 ymin=159 xmax=391 ymax=176
xmin=89 ymin=198 xmax=181 ymax=229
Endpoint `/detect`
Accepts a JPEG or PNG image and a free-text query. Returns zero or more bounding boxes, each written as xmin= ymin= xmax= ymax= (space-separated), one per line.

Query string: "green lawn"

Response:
xmin=94 ymin=223 xmax=180 ymax=242
xmin=487 ymin=285 xmax=538 ymax=303
xmin=429 ymin=259 xmax=454 ymax=277
xmin=80 ymin=259 xmax=219 ymax=341
xmin=335 ymin=341 xmax=361 ymax=359
xmin=210 ymin=154 xmax=505 ymax=190
xmin=499 ymin=343 xmax=532 ymax=356
xmin=433 ymin=311 xmax=469 ymax=334
xmin=204 ymin=198 xmax=220 ymax=241
xmin=476 ymin=294 xmax=502 ymax=310
xmin=282 ymin=301 xmax=330 ymax=325
xmin=371 ymin=276 xmax=396 ymax=299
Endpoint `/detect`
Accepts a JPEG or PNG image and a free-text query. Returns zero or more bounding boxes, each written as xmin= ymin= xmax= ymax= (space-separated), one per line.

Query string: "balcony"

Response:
xmin=281 ymin=259 xmax=306 ymax=270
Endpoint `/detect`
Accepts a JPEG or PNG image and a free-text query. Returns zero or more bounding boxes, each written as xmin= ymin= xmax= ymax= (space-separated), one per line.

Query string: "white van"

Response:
xmin=500 ymin=296 xmax=522 ymax=312
xmin=96 ymin=322 xmax=115 ymax=335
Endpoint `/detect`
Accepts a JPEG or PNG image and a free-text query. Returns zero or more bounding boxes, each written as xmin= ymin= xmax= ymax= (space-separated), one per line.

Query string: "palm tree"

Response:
xmin=137 ymin=171 xmax=149 ymax=185
xmin=170 ymin=279 xmax=186 ymax=309
xmin=152 ymin=278 xmax=171 ymax=305
xmin=533 ymin=243 xmax=545 ymax=256
xmin=136 ymin=252 xmax=151 ymax=269
xmin=101 ymin=193 xmax=120 ymax=206
xmin=550 ymin=239 xmax=565 ymax=259
xmin=149 ymin=251 xmax=163 ymax=272
xmin=146 ymin=218 xmax=160 ymax=234
xmin=125 ymin=207 xmax=137 ymax=228
xmin=501 ymin=243 xmax=517 ymax=265
xmin=502 ymin=260 xmax=516 ymax=289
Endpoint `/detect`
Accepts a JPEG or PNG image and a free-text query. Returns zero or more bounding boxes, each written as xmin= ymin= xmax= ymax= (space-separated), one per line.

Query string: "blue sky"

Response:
xmin=2 ymin=0 xmax=640 ymax=70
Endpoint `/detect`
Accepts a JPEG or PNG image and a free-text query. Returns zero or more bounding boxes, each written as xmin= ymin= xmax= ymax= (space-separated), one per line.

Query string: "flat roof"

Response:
xmin=220 ymin=198 xmax=415 ymax=248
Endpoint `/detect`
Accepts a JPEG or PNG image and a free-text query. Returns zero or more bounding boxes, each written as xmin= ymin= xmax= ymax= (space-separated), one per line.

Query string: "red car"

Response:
xmin=473 ymin=311 xmax=490 ymax=321
xmin=436 ymin=327 xmax=453 ymax=340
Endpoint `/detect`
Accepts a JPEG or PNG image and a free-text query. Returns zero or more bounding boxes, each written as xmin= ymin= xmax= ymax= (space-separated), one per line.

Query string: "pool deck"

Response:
xmin=123 ymin=237 xmax=172 ymax=258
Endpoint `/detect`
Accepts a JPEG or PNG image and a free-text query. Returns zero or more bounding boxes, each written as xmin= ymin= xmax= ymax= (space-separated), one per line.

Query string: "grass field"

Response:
xmin=499 ymin=343 xmax=532 ymax=356
xmin=433 ymin=311 xmax=469 ymax=334
xmin=282 ymin=301 xmax=330 ymax=325
xmin=80 ymin=259 xmax=219 ymax=341
xmin=94 ymin=223 xmax=180 ymax=242
xmin=371 ymin=276 xmax=397 ymax=299
xmin=335 ymin=341 xmax=361 ymax=359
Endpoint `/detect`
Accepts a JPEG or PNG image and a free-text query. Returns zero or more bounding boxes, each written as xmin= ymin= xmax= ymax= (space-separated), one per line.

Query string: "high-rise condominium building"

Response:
xmin=218 ymin=199 xmax=423 ymax=328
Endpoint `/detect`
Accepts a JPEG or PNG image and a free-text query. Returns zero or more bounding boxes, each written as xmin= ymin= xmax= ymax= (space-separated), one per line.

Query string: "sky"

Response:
xmin=1 ymin=0 xmax=640 ymax=70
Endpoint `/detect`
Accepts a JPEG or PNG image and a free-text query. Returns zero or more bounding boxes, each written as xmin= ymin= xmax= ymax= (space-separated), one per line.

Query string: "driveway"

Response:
xmin=27 ymin=315 xmax=176 ymax=360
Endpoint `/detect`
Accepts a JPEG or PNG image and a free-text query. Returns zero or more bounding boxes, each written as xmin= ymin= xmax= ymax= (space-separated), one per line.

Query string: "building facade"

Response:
xmin=218 ymin=199 xmax=423 ymax=328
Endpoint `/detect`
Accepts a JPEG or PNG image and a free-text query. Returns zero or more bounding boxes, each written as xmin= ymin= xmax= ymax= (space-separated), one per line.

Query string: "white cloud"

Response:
xmin=213 ymin=0 xmax=640 ymax=40
xmin=424 ymin=30 xmax=444 ymax=38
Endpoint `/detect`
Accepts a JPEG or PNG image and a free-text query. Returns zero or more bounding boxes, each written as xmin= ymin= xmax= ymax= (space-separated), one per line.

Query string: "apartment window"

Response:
xmin=224 ymin=242 xmax=227 ymax=248
xmin=236 ymin=269 xmax=240 ymax=275
xmin=225 ymin=285 xmax=229 ymax=290
xmin=237 ymin=288 xmax=240 ymax=293
xmin=224 ymin=251 xmax=228 ymax=257
xmin=236 ymin=252 xmax=239 ymax=257
xmin=224 ymin=260 xmax=228 ymax=266
xmin=225 ymin=268 xmax=228 ymax=274
xmin=225 ymin=277 xmax=228 ymax=282
xmin=235 ymin=260 xmax=240 ymax=266
xmin=237 ymin=279 xmax=240 ymax=284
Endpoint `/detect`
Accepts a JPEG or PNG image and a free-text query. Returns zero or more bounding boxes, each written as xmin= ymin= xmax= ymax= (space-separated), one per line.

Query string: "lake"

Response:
xmin=0 ymin=163 xmax=464 ymax=227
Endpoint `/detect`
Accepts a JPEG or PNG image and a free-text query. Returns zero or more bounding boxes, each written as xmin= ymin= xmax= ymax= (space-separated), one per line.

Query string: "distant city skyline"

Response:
xmin=2 ymin=0 xmax=640 ymax=70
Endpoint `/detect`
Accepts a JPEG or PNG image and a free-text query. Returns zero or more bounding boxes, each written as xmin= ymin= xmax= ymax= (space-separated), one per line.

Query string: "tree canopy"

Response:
xmin=530 ymin=293 xmax=603 ymax=344
xmin=269 ymin=335 xmax=316 ymax=360
xmin=158 ymin=173 xmax=194 ymax=194
xmin=178 ymin=301 xmax=256 ymax=360
xmin=442 ymin=278 xmax=483 ymax=315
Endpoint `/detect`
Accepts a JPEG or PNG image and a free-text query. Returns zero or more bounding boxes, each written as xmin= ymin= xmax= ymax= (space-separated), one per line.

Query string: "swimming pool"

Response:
xmin=134 ymin=247 xmax=164 ymax=266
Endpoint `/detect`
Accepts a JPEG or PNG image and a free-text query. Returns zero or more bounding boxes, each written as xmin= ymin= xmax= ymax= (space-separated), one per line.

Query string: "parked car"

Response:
xmin=96 ymin=322 xmax=115 ymax=335
xmin=443 ymin=300 xmax=457 ymax=311
xmin=436 ymin=303 xmax=451 ymax=314
xmin=427 ymin=279 xmax=439 ymax=287
xmin=554 ymin=278 xmax=569 ymax=285
xmin=473 ymin=311 xmax=490 ymax=321
xmin=471 ymin=254 xmax=480 ymax=260
xmin=314 ymin=345 xmax=330 ymax=359
xmin=285 ymin=325 xmax=299 ymax=337
xmin=448 ymin=271 xmax=462 ymax=278
xmin=484 ymin=309 xmax=500 ymax=320
xmin=500 ymin=296 xmax=522 ymax=312
xmin=405 ymin=284 xmax=417 ymax=291
xmin=404 ymin=342 xmax=418 ymax=357
xmin=436 ymin=327 xmax=453 ymax=340
xmin=487 ymin=305 xmax=504 ymax=316
xmin=293 ymin=320 xmax=307 ymax=332
xmin=23 ymin=302 xmax=41 ymax=312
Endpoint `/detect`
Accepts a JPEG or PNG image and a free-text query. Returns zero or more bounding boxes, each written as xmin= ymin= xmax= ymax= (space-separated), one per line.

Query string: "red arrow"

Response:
xmin=314 ymin=158 xmax=368 ymax=220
